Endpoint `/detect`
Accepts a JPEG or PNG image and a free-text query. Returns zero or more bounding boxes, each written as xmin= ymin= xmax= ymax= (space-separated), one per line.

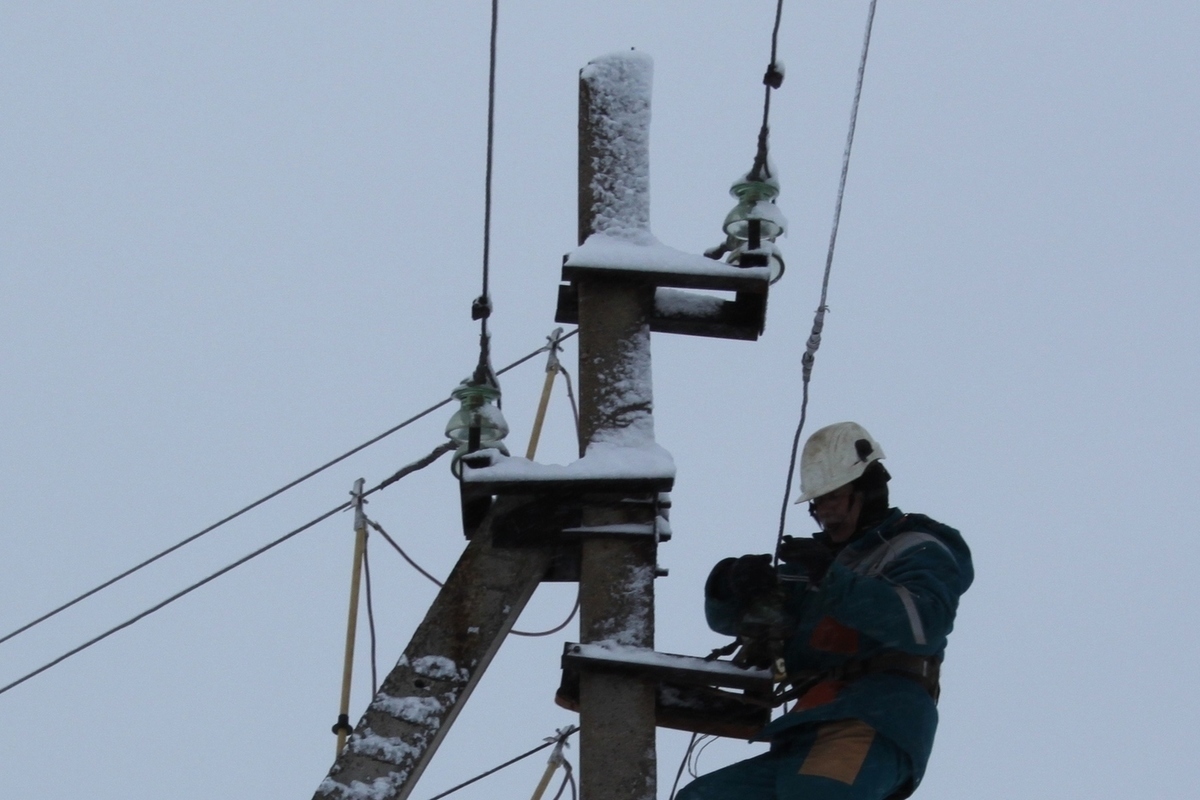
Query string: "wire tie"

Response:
xmin=763 ymin=64 xmax=784 ymax=89
xmin=351 ymin=478 xmax=368 ymax=530
xmin=544 ymin=327 xmax=564 ymax=372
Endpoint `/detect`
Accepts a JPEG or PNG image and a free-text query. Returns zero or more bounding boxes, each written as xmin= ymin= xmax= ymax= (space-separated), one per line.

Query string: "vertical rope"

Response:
xmin=774 ymin=0 xmax=879 ymax=561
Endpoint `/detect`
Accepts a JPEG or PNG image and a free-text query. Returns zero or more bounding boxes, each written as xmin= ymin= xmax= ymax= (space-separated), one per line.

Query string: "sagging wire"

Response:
xmin=773 ymin=0 xmax=879 ymax=564
xmin=548 ymin=758 xmax=577 ymax=800
xmin=419 ymin=725 xmax=579 ymax=800
xmin=367 ymin=515 xmax=579 ymax=639
xmin=368 ymin=518 xmax=445 ymax=589
xmin=668 ymin=732 xmax=718 ymax=800
xmin=509 ymin=596 xmax=579 ymax=638
xmin=669 ymin=733 xmax=701 ymax=800
xmin=0 ymin=329 xmax=576 ymax=649
xmin=558 ymin=365 xmax=582 ymax=457
xmin=335 ymin=441 xmax=463 ymax=748
xmin=690 ymin=734 xmax=718 ymax=778
xmin=362 ymin=537 xmax=378 ymax=696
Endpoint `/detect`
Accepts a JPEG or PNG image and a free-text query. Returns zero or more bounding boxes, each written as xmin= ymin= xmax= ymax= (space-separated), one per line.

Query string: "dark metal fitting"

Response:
xmin=471 ymin=295 xmax=493 ymax=320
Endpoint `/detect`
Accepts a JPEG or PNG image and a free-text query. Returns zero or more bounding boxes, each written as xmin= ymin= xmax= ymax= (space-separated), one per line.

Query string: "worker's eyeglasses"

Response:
xmin=810 ymin=487 xmax=852 ymax=507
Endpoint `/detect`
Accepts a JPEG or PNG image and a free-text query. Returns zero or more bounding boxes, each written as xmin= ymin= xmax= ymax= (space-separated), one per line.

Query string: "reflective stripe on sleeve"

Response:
xmin=894 ymin=585 xmax=927 ymax=645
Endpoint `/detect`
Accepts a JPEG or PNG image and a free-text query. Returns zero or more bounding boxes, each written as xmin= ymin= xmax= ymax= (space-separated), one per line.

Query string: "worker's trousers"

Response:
xmin=676 ymin=720 xmax=913 ymax=800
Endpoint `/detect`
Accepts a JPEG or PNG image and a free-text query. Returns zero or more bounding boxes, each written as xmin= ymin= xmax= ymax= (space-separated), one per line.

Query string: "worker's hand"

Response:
xmin=778 ymin=536 xmax=834 ymax=582
xmin=705 ymin=554 xmax=776 ymax=603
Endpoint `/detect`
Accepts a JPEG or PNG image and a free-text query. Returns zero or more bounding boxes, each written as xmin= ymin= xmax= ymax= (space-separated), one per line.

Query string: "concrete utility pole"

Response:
xmin=575 ymin=52 xmax=659 ymax=800
xmin=313 ymin=48 xmax=773 ymax=800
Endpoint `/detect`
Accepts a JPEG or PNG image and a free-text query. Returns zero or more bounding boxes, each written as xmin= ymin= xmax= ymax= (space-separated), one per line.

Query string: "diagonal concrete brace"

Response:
xmin=313 ymin=499 xmax=554 ymax=800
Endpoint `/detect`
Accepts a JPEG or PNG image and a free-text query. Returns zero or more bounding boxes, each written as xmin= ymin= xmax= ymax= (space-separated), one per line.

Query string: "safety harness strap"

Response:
xmin=777 ymin=651 xmax=940 ymax=706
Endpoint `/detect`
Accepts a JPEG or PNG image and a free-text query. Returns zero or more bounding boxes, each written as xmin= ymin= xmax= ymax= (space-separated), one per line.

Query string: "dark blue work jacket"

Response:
xmin=704 ymin=508 xmax=973 ymax=788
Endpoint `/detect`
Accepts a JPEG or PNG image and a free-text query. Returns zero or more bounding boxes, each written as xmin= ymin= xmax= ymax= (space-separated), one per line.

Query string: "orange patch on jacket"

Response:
xmin=794 ymin=679 xmax=845 ymax=711
xmin=809 ymin=616 xmax=860 ymax=654
xmin=798 ymin=719 xmax=877 ymax=784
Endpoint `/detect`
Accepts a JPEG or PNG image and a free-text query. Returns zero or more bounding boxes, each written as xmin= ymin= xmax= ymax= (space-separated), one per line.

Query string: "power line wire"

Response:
xmin=669 ymin=733 xmax=701 ymax=800
xmin=549 ymin=759 xmax=577 ymax=800
xmin=368 ymin=518 xmax=445 ymax=589
xmin=0 ymin=330 xmax=575 ymax=648
xmin=0 ymin=498 xmax=353 ymax=698
xmin=367 ymin=515 xmax=579 ymax=639
xmin=420 ymin=726 xmax=579 ymax=800
xmin=471 ymin=0 xmax=501 ymax=381
xmin=510 ymin=595 xmax=579 ymax=638
xmin=481 ymin=0 xmax=498 ymax=308
xmin=750 ymin=0 xmax=787 ymax=182
xmin=362 ymin=537 xmax=379 ymax=696
xmin=774 ymin=0 xmax=879 ymax=560
xmin=0 ymin=436 xmax=471 ymax=698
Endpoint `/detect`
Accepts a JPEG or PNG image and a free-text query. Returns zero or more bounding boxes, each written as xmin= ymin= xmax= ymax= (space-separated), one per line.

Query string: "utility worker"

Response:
xmin=679 ymin=422 xmax=973 ymax=800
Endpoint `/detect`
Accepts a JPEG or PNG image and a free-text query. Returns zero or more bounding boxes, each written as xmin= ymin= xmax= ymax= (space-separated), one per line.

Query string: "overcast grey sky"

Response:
xmin=2 ymin=2 xmax=1198 ymax=798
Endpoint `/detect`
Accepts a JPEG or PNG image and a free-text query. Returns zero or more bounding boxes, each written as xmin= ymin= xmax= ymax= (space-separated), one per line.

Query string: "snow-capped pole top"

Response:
xmin=579 ymin=50 xmax=654 ymax=245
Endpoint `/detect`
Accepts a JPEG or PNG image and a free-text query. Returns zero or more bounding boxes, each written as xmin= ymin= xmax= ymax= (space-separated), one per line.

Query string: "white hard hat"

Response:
xmin=794 ymin=422 xmax=886 ymax=504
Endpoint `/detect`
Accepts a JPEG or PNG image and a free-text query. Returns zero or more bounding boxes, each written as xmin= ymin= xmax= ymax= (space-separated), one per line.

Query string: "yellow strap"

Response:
xmin=528 ymin=756 xmax=561 ymax=800
xmin=525 ymin=367 xmax=558 ymax=460
xmin=335 ymin=482 xmax=369 ymax=756
xmin=529 ymin=737 xmax=568 ymax=800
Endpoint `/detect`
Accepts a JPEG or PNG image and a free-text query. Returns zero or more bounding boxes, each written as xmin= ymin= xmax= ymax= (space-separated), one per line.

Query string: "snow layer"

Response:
xmin=585 ymin=563 xmax=655 ymax=647
xmin=460 ymin=442 xmax=675 ymax=483
xmin=409 ymin=655 xmax=467 ymax=682
xmin=567 ymin=235 xmax=769 ymax=282
xmin=571 ymin=641 xmax=772 ymax=683
xmin=317 ymin=774 xmax=404 ymax=800
xmin=370 ymin=694 xmax=445 ymax=728
xmin=654 ymin=288 xmax=727 ymax=319
xmin=580 ymin=51 xmax=653 ymax=241
xmin=349 ymin=728 xmax=421 ymax=767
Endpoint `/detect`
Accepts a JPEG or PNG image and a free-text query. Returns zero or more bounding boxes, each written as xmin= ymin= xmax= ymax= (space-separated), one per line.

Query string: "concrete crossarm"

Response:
xmin=564 ymin=642 xmax=774 ymax=692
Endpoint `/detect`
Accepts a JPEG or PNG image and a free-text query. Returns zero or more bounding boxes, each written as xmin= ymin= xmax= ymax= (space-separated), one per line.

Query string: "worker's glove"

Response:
xmin=706 ymin=554 xmax=776 ymax=604
xmin=778 ymin=536 xmax=835 ymax=582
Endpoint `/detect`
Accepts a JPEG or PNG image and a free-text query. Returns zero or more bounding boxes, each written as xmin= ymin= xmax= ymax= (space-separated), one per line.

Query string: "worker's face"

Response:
xmin=810 ymin=484 xmax=862 ymax=543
